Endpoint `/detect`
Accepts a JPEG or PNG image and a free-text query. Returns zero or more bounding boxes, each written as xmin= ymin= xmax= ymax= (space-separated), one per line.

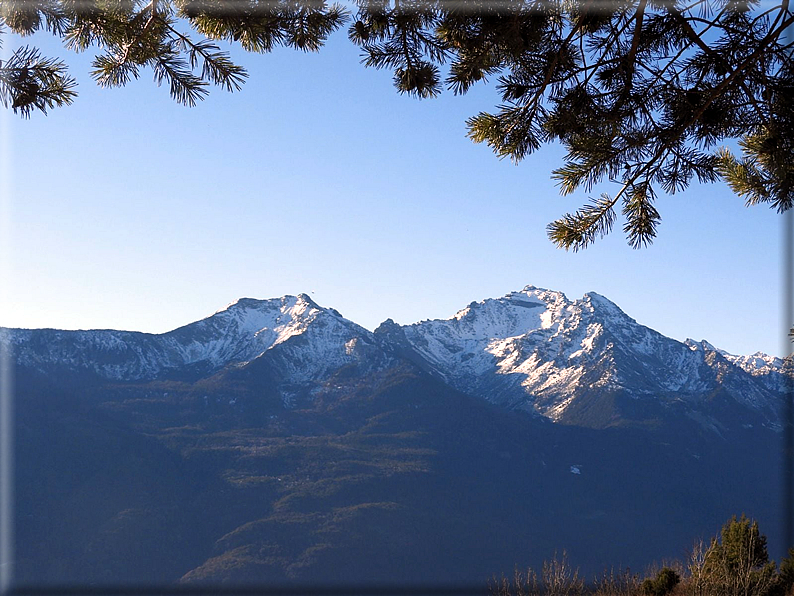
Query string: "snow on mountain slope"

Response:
xmin=391 ymin=287 xmax=583 ymax=408
xmin=5 ymin=294 xmax=377 ymax=382
xmin=5 ymin=286 xmax=788 ymax=427
xmin=391 ymin=286 xmax=786 ymax=424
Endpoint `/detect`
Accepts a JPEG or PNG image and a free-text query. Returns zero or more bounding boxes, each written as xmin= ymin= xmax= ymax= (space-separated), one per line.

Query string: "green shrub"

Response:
xmin=641 ymin=567 xmax=681 ymax=596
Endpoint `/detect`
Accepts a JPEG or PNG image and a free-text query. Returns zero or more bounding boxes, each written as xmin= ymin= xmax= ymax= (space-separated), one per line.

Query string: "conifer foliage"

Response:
xmin=1 ymin=0 xmax=792 ymax=248
xmin=692 ymin=515 xmax=778 ymax=596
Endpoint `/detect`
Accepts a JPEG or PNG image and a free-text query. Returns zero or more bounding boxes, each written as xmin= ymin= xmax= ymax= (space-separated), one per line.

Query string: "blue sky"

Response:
xmin=1 ymin=22 xmax=789 ymax=357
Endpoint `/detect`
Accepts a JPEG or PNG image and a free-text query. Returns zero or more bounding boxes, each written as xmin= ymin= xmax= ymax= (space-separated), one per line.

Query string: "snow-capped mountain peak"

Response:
xmin=6 ymin=293 xmax=375 ymax=384
xmin=5 ymin=286 xmax=789 ymax=428
xmin=388 ymin=286 xmax=788 ymax=426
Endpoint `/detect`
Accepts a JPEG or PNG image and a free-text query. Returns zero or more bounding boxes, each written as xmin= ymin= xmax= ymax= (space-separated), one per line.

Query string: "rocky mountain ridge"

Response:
xmin=6 ymin=293 xmax=378 ymax=382
xmin=383 ymin=286 xmax=788 ymax=428
xmin=4 ymin=286 xmax=789 ymax=430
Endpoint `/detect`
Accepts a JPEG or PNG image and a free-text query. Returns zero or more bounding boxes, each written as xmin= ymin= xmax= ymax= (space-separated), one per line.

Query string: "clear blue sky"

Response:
xmin=1 ymin=23 xmax=789 ymax=357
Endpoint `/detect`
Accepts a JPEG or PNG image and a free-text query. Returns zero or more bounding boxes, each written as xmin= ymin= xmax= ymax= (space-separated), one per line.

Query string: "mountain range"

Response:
xmin=5 ymin=286 xmax=791 ymax=588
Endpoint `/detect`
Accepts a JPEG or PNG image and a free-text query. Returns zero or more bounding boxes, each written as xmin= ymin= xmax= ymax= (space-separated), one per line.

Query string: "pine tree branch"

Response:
xmin=669 ymin=6 xmax=768 ymax=127
xmin=621 ymin=0 xmax=646 ymax=95
xmin=0 ymin=45 xmax=77 ymax=116
xmin=546 ymin=192 xmax=619 ymax=250
xmin=551 ymin=3 xmax=794 ymax=249
xmin=164 ymin=23 xmax=248 ymax=91
xmin=150 ymin=43 xmax=208 ymax=106
xmin=117 ymin=0 xmax=160 ymax=67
